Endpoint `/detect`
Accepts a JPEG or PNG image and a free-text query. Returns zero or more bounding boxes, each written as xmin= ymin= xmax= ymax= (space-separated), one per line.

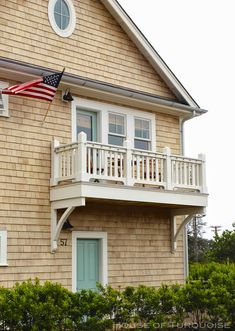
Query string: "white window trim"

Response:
xmin=0 ymin=230 xmax=8 ymax=266
xmin=108 ymin=112 xmax=126 ymax=145
xmin=48 ymin=0 xmax=76 ymax=38
xmin=134 ymin=117 xmax=151 ymax=149
xmin=0 ymin=81 xmax=9 ymax=117
xmin=72 ymin=231 xmax=108 ymax=292
xmin=72 ymin=98 xmax=156 ymax=151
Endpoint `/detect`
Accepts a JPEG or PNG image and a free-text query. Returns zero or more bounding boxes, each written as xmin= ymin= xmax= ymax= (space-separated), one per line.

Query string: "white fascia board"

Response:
xmin=0 ymin=58 xmax=206 ymax=118
xmin=50 ymin=183 xmax=208 ymax=208
xmin=101 ymin=0 xmax=199 ymax=108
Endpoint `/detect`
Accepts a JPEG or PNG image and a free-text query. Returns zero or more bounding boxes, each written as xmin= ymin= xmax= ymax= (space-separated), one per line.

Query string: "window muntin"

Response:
xmin=108 ymin=113 xmax=125 ymax=146
xmin=48 ymin=0 xmax=76 ymax=38
xmin=134 ymin=118 xmax=151 ymax=150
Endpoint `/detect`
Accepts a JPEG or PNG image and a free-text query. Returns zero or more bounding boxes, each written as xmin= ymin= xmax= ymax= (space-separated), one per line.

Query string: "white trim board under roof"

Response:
xmin=101 ymin=0 xmax=199 ymax=108
xmin=0 ymin=58 xmax=207 ymax=120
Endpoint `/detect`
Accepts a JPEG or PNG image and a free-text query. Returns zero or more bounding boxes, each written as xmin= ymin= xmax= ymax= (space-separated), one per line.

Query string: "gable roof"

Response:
xmin=101 ymin=0 xmax=199 ymax=108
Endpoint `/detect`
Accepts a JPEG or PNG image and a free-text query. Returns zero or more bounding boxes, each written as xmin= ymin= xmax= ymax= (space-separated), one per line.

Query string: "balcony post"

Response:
xmin=124 ymin=140 xmax=134 ymax=186
xmin=163 ymin=147 xmax=172 ymax=190
xmin=75 ymin=132 xmax=89 ymax=182
xmin=198 ymin=153 xmax=207 ymax=193
xmin=50 ymin=138 xmax=60 ymax=186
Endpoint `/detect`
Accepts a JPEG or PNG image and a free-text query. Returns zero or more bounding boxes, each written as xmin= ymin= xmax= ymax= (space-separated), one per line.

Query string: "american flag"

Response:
xmin=2 ymin=69 xmax=64 ymax=102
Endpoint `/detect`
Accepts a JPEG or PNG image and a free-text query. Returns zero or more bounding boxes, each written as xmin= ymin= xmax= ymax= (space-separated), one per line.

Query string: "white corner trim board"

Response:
xmin=0 ymin=230 xmax=8 ymax=266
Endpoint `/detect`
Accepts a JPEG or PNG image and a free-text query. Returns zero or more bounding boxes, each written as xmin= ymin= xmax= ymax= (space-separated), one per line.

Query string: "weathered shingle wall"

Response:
xmin=0 ymin=0 xmax=176 ymax=99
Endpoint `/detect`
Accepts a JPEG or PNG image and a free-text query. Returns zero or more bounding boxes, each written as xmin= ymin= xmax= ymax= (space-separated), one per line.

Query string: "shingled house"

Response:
xmin=0 ymin=0 xmax=207 ymax=291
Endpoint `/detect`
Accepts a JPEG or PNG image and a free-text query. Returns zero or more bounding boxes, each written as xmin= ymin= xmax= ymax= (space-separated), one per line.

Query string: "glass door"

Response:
xmin=76 ymin=110 xmax=97 ymax=141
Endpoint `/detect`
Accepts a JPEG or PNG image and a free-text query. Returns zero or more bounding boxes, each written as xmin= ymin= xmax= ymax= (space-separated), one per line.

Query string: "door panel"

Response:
xmin=77 ymin=239 xmax=99 ymax=290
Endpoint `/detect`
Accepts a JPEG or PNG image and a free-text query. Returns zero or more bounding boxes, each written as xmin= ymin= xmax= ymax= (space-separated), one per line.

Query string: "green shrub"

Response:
xmin=0 ymin=279 xmax=72 ymax=331
xmin=70 ymin=288 xmax=112 ymax=331
xmin=0 ymin=265 xmax=234 ymax=330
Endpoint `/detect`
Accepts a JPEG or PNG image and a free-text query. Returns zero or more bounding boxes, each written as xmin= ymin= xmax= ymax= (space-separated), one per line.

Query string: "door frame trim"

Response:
xmin=72 ymin=231 xmax=108 ymax=292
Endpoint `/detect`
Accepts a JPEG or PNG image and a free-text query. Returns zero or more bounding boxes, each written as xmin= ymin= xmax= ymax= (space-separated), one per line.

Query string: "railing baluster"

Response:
xmin=87 ymin=147 xmax=91 ymax=174
xmin=93 ymin=148 xmax=97 ymax=175
xmin=146 ymin=157 xmax=150 ymax=181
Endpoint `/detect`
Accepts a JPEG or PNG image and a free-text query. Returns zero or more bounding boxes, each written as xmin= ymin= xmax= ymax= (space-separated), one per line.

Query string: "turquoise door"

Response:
xmin=76 ymin=110 xmax=97 ymax=142
xmin=76 ymin=239 xmax=100 ymax=291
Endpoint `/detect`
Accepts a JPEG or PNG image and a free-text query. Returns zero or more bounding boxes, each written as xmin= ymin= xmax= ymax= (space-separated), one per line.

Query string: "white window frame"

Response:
xmin=134 ymin=117 xmax=151 ymax=150
xmin=0 ymin=81 xmax=9 ymax=117
xmin=72 ymin=231 xmax=108 ymax=292
xmin=0 ymin=230 xmax=8 ymax=266
xmin=108 ymin=112 xmax=126 ymax=146
xmin=48 ymin=0 xmax=76 ymax=38
xmin=72 ymin=98 xmax=156 ymax=151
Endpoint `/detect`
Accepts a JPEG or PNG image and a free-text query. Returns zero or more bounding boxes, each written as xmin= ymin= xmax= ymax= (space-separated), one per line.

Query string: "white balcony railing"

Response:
xmin=51 ymin=132 xmax=207 ymax=193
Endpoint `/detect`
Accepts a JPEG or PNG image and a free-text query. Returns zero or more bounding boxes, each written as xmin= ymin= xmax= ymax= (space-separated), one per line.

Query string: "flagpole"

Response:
xmin=41 ymin=102 xmax=52 ymax=126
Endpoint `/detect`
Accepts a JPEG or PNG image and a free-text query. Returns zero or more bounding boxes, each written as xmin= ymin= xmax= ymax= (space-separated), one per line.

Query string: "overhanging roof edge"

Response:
xmin=0 ymin=57 xmax=207 ymax=116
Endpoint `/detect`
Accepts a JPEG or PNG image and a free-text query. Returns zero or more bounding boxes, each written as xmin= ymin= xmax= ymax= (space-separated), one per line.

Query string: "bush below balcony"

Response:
xmin=0 ymin=263 xmax=234 ymax=330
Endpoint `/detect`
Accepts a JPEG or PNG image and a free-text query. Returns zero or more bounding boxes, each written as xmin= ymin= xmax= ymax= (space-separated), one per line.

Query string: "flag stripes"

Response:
xmin=2 ymin=70 xmax=64 ymax=102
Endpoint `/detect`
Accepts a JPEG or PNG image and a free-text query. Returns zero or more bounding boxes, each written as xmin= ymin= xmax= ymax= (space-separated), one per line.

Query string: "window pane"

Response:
xmin=108 ymin=114 xmax=124 ymax=135
xmin=135 ymin=118 xmax=150 ymax=139
xmin=135 ymin=119 xmax=141 ymax=129
xmin=109 ymin=123 xmax=116 ymax=133
xmin=142 ymin=130 xmax=149 ymax=139
xmin=134 ymin=139 xmax=149 ymax=150
xmin=116 ymin=115 xmax=124 ymax=126
xmin=61 ymin=0 xmax=69 ymax=16
xmin=116 ymin=124 xmax=123 ymax=135
xmin=77 ymin=114 xmax=92 ymax=141
xmin=135 ymin=129 xmax=142 ymax=138
xmin=54 ymin=13 xmax=61 ymax=28
xmin=61 ymin=15 xmax=69 ymax=29
xmin=54 ymin=0 xmax=61 ymax=13
xmin=143 ymin=120 xmax=149 ymax=130
xmin=108 ymin=135 xmax=124 ymax=146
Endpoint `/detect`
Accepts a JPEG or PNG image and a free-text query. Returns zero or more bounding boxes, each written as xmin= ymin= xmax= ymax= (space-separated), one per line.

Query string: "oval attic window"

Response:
xmin=48 ymin=0 xmax=76 ymax=37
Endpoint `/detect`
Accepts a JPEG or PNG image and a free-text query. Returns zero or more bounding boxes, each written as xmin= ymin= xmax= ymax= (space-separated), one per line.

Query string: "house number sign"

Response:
xmin=60 ymin=239 xmax=68 ymax=246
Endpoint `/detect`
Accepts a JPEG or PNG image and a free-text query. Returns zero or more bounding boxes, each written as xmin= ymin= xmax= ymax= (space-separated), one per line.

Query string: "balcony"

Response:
xmin=50 ymin=132 xmax=207 ymax=206
xmin=50 ymin=132 xmax=208 ymax=252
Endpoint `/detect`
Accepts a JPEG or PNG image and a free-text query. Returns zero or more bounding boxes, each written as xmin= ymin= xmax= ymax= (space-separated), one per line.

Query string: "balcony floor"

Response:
xmin=50 ymin=180 xmax=208 ymax=210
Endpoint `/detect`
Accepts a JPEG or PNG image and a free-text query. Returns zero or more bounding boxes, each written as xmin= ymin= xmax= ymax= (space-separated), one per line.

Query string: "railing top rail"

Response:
xmin=171 ymin=154 xmax=204 ymax=163
xmin=132 ymin=148 xmax=166 ymax=158
xmin=54 ymin=142 xmax=78 ymax=153
xmin=86 ymin=141 xmax=126 ymax=152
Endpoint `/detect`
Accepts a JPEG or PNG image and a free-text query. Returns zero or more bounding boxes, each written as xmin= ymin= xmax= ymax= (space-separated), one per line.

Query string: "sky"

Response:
xmin=118 ymin=0 xmax=235 ymax=238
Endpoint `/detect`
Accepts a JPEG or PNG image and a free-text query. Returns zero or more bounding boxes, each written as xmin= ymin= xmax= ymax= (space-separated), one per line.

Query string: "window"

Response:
xmin=72 ymin=99 xmax=156 ymax=151
xmin=48 ymin=0 xmax=76 ymax=38
xmin=134 ymin=118 xmax=151 ymax=150
xmin=0 ymin=82 xmax=9 ymax=117
xmin=108 ymin=113 xmax=125 ymax=146
xmin=0 ymin=230 xmax=7 ymax=266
